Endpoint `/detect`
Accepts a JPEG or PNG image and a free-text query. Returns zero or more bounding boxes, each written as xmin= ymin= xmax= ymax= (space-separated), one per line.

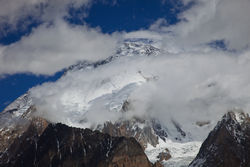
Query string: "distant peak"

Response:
xmin=67 ymin=39 xmax=160 ymax=73
xmin=222 ymin=109 xmax=249 ymax=125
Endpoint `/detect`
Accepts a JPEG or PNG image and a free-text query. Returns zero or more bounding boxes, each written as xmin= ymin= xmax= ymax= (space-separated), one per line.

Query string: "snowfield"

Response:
xmin=146 ymin=138 xmax=201 ymax=167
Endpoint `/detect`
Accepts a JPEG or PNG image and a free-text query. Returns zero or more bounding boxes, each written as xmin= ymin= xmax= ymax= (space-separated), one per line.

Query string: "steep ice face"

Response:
xmin=27 ymin=39 xmax=161 ymax=128
xmin=3 ymin=93 xmax=32 ymax=117
xmin=39 ymin=70 xmax=147 ymax=128
xmin=0 ymin=93 xmax=33 ymax=129
xmin=1 ymin=39 xmax=160 ymax=124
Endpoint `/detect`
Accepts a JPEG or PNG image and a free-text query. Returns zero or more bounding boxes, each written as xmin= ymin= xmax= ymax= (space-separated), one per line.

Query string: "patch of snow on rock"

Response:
xmin=145 ymin=138 xmax=201 ymax=167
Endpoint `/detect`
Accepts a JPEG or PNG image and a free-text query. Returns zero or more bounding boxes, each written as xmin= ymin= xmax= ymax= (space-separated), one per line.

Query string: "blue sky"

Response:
xmin=0 ymin=0 xmax=186 ymax=111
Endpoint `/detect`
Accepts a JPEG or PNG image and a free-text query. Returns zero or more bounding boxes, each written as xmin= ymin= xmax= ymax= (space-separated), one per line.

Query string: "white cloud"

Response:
xmin=29 ymin=46 xmax=250 ymax=140
xmin=0 ymin=20 xmax=119 ymax=75
xmin=0 ymin=0 xmax=91 ymax=30
xmin=0 ymin=0 xmax=123 ymax=76
xmin=3 ymin=0 xmax=249 ymax=75
xmin=150 ymin=0 xmax=250 ymax=51
xmin=124 ymin=30 xmax=162 ymax=41
xmin=29 ymin=55 xmax=147 ymax=127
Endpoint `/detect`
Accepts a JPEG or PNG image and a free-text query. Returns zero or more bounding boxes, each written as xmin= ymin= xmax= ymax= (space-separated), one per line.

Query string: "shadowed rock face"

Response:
xmin=157 ymin=148 xmax=171 ymax=162
xmin=99 ymin=102 xmax=171 ymax=149
xmin=189 ymin=111 xmax=250 ymax=167
xmin=101 ymin=118 xmax=159 ymax=149
xmin=0 ymin=123 xmax=153 ymax=167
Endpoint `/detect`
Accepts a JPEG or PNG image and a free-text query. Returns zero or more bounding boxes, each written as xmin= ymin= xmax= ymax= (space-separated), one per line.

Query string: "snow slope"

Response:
xmin=146 ymin=138 xmax=201 ymax=167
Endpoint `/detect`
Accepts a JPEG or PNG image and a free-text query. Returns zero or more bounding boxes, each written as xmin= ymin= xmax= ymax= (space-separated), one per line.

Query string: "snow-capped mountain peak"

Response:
xmin=67 ymin=38 xmax=161 ymax=73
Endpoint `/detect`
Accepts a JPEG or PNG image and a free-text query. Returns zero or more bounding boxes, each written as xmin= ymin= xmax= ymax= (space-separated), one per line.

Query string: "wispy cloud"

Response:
xmin=0 ymin=0 xmax=121 ymax=75
xmin=0 ymin=20 xmax=119 ymax=75
xmin=0 ymin=0 xmax=91 ymax=29
xmin=150 ymin=0 xmax=250 ymax=51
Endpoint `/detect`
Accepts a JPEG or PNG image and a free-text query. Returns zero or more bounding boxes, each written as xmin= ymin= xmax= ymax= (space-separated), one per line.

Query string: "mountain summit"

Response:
xmin=190 ymin=110 xmax=250 ymax=167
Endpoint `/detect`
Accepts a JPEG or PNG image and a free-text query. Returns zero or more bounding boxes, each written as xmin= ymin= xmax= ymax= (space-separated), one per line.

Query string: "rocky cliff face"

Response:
xmin=99 ymin=101 xmax=185 ymax=150
xmin=101 ymin=118 xmax=160 ymax=149
xmin=0 ymin=122 xmax=153 ymax=167
xmin=189 ymin=110 xmax=250 ymax=167
xmin=0 ymin=102 xmax=47 ymax=154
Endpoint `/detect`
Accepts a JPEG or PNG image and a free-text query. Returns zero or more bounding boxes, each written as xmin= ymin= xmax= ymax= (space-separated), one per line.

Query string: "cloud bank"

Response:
xmin=29 ymin=46 xmax=250 ymax=140
xmin=0 ymin=20 xmax=119 ymax=75
xmin=0 ymin=0 xmax=91 ymax=29
xmin=2 ymin=0 xmax=250 ymax=140
xmin=150 ymin=0 xmax=250 ymax=51
xmin=1 ymin=0 xmax=250 ymax=76
xmin=0 ymin=0 xmax=121 ymax=75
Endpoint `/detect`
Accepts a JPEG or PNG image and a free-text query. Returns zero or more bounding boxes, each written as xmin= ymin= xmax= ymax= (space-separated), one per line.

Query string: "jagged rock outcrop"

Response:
xmin=99 ymin=101 xmax=183 ymax=150
xmin=0 ymin=123 xmax=153 ymax=167
xmin=152 ymin=161 xmax=164 ymax=167
xmin=189 ymin=110 xmax=250 ymax=167
xmin=101 ymin=118 xmax=160 ymax=149
xmin=0 ymin=103 xmax=48 ymax=154
xmin=157 ymin=148 xmax=171 ymax=162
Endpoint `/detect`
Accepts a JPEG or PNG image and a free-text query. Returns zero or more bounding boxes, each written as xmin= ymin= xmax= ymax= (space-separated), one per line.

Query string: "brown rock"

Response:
xmin=190 ymin=110 xmax=250 ymax=167
xmin=0 ymin=123 xmax=153 ymax=167
xmin=101 ymin=118 xmax=159 ymax=149
xmin=0 ymin=105 xmax=48 ymax=154
xmin=157 ymin=148 xmax=171 ymax=161
xmin=152 ymin=161 xmax=164 ymax=167
xmin=196 ymin=121 xmax=210 ymax=127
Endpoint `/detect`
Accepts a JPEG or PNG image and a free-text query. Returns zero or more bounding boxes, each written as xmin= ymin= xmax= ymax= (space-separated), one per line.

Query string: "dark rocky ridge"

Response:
xmin=101 ymin=118 xmax=159 ymax=148
xmin=99 ymin=101 xmax=185 ymax=150
xmin=189 ymin=111 xmax=250 ymax=167
xmin=0 ymin=122 xmax=154 ymax=167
